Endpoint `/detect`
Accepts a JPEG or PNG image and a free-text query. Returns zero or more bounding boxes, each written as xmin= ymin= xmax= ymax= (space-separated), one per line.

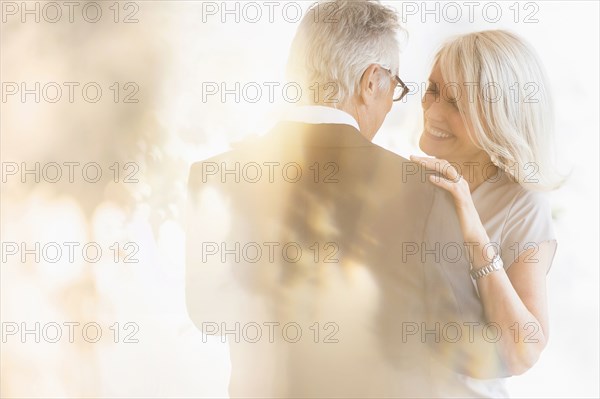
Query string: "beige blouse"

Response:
xmin=431 ymin=168 xmax=558 ymax=398
xmin=472 ymin=168 xmax=558 ymax=273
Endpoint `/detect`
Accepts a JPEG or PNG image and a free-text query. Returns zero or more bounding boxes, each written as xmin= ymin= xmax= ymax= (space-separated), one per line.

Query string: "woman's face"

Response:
xmin=419 ymin=64 xmax=488 ymax=165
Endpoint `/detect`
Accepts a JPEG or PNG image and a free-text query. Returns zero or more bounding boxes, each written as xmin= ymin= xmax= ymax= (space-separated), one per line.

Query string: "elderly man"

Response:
xmin=186 ymin=1 xmax=505 ymax=397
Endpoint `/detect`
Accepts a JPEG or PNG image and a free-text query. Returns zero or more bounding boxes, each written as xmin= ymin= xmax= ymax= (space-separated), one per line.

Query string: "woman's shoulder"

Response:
xmin=493 ymin=172 xmax=557 ymax=271
xmin=482 ymin=168 xmax=551 ymax=213
xmin=504 ymin=187 xmax=555 ymax=248
xmin=505 ymin=178 xmax=553 ymax=220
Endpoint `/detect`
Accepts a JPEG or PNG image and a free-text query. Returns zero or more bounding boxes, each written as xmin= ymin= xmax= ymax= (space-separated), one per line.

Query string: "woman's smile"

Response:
xmin=424 ymin=124 xmax=455 ymax=140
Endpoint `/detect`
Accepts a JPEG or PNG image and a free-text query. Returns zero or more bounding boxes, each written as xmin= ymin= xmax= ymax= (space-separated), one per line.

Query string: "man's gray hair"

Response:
xmin=286 ymin=0 xmax=404 ymax=106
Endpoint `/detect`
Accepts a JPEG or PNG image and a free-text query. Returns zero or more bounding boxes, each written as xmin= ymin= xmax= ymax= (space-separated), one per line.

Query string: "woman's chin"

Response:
xmin=420 ymin=133 xmax=459 ymax=159
xmin=418 ymin=136 xmax=440 ymax=158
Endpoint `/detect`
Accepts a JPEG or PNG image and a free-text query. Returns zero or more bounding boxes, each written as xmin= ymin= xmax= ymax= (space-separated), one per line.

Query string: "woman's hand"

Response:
xmin=409 ymin=155 xmax=470 ymax=206
xmin=409 ymin=155 xmax=489 ymax=249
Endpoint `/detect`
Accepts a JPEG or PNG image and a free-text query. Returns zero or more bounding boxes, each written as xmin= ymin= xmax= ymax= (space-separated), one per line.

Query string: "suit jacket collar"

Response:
xmin=267 ymin=121 xmax=372 ymax=148
xmin=281 ymin=105 xmax=360 ymax=131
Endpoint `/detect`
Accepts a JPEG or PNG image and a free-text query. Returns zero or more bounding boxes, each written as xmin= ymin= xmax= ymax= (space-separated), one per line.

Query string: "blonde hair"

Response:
xmin=435 ymin=30 xmax=564 ymax=191
xmin=286 ymin=0 xmax=404 ymax=106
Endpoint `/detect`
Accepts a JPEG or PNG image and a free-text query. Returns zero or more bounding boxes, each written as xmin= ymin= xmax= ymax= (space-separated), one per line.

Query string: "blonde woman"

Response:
xmin=411 ymin=30 xmax=562 ymax=397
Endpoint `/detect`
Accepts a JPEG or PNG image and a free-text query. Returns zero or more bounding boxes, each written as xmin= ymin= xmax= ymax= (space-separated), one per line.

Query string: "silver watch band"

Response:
xmin=470 ymin=254 xmax=504 ymax=280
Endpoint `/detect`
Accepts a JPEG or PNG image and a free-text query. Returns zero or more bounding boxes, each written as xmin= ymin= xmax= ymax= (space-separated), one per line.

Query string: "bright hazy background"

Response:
xmin=1 ymin=1 xmax=598 ymax=397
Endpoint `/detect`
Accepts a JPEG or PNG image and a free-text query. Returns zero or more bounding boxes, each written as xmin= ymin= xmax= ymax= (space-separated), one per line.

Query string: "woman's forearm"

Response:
xmin=465 ymin=220 xmax=547 ymax=375
xmin=475 ymin=268 xmax=547 ymax=375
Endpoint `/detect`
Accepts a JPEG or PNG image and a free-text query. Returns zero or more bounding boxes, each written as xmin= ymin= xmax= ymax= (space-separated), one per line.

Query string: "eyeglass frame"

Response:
xmin=379 ymin=65 xmax=409 ymax=102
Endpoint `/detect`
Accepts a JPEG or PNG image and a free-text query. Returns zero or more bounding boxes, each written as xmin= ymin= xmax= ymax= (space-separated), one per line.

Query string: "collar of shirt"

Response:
xmin=281 ymin=105 xmax=360 ymax=132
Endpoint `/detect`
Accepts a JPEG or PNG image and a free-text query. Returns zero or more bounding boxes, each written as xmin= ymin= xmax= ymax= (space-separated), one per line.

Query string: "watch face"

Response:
xmin=492 ymin=254 xmax=503 ymax=270
xmin=471 ymin=254 xmax=503 ymax=280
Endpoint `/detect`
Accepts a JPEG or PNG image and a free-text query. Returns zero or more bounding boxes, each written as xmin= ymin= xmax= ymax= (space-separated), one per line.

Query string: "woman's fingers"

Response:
xmin=428 ymin=174 xmax=457 ymax=192
xmin=411 ymin=156 xmax=477 ymax=222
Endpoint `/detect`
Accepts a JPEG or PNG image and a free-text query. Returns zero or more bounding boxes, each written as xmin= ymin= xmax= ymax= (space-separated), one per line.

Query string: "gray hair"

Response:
xmin=286 ymin=0 xmax=404 ymax=106
xmin=436 ymin=30 xmax=564 ymax=191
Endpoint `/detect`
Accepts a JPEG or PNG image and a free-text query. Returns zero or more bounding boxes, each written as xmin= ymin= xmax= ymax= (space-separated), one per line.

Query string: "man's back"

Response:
xmin=184 ymin=1 xmax=508 ymax=394
xmin=186 ymin=122 xmax=494 ymax=397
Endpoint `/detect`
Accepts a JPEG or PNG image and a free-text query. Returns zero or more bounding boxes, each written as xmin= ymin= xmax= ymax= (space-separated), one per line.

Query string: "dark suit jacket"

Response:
xmin=186 ymin=122 xmax=506 ymax=398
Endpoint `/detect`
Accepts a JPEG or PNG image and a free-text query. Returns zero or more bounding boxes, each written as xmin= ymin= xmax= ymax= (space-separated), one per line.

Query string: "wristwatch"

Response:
xmin=470 ymin=254 xmax=504 ymax=280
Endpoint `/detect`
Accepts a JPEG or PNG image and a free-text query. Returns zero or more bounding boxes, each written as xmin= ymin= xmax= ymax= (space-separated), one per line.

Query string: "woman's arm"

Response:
xmin=411 ymin=155 xmax=553 ymax=375
xmin=480 ymin=242 xmax=553 ymax=374
xmin=459 ymin=209 xmax=553 ymax=375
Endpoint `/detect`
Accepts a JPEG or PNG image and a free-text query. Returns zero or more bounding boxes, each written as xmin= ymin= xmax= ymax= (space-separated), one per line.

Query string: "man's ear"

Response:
xmin=359 ymin=64 xmax=381 ymax=106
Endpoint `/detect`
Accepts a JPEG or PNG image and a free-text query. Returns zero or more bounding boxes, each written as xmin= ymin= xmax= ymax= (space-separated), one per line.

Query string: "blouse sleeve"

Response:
xmin=499 ymin=189 xmax=558 ymax=273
